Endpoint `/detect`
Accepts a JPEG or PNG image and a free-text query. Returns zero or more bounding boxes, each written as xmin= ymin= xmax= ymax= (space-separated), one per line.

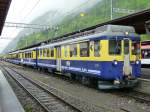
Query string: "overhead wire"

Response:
xmin=7 ymin=0 xmax=41 ymax=39
xmin=8 ymin=0 xmax=30 ymax=38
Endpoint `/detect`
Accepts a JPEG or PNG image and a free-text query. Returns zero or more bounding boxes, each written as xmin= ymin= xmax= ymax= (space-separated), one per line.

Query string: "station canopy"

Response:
xmin=0 ymin=0 xmax=12 ymax=35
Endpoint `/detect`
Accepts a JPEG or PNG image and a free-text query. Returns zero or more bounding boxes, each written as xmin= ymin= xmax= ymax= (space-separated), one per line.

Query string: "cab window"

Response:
xmin=109 ymin=40 xmax=121 ymax=55
xmin=80 ymin=42 xmax=89 ymax=57
xmin=94 ymin=41 xmax=100 ymax=57
xmin=132 ymin=41 xmax=140 ymax=55
xmin=70 ymin=44 xmax=77 ymax=57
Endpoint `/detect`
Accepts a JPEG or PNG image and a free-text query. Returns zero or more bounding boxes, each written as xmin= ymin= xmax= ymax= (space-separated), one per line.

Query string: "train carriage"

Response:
xmin=20 ymin=47 xmax=37 ymax=67
xmin=7 ymin=51 xmax=21 ymax=64
xmin=37 ymin=25 xmax=141 ymax=89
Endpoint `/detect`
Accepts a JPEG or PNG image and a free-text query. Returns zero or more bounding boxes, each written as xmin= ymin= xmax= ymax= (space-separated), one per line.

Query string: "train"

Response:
xmin=141 ymin=40 xmax=150 ymax=67
xmin=5 ymin=25 xmax=141 ymax=89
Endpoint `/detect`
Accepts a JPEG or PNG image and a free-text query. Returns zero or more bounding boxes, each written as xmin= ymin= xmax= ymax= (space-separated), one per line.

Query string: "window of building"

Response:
xmin=70 ymin=44 xmax=77 ymax=57
xmin=94 ymin=41 xmax=100 ymax=57
xmin=80 ymin=42 xmax=89 ymax=57
xmin=109 ymin=40 xmax=121 ymax=55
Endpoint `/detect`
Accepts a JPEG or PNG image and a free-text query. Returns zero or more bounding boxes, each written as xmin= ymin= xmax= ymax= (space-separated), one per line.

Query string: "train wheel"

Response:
xmin=37 ymin=67 xmax=41 ymax=71
xmin=70 ymin=73 xmax=76 ymax=80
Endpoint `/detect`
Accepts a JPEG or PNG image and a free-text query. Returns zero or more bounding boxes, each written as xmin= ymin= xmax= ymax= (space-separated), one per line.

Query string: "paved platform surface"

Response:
xmin=0 ymin=70 xmax=25 ymax=112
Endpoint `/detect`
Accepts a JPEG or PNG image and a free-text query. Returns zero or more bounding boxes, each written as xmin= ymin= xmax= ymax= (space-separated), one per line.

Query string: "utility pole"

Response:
xmin=26 ymin=39 xmax=28 ymax=47
xmin=110 ymin=0 xmax=113 ymax=20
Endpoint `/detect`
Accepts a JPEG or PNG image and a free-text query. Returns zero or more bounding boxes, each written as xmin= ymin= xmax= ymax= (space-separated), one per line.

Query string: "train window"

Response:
xmin=143 ymin=50 xmax=150 ymax=59
xmin=109 ymin=40 xmax=121 ymax=55
xmin=70 ymin=44 xmax=77 ymax=57
xmin=32 ymin=52 xmax=33 ymax=58
xmin=22 ymin=53 xmax=24 ymax=58
xmin=94 ymin=41 xmax=100 ymax=57
xmin=80 ymin=42 xmax=89 ymax=57
xmin=40 ymin=50 xmax=42 ymax=57
xmin=29 ymin=53 xmax=30 ymax=58
xmin=43 ymin=49 xmax=47 ymax=57
xmin=47 ymin=49 xmax=50 ymax=57
xmin=37 ymin=50 xmax=40 ymax=57
xmin=51 ymin=48 xmax=54 ymax=57
xmin=124 ymin=39 xmax=130 ymax=55
xmin=64 ymin=46 xmax=68 ymax=57
xmin=132 ymin=41 xmax=140 ymax=55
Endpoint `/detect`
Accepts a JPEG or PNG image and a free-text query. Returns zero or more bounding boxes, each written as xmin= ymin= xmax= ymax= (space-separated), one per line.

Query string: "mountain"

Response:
xmin=3 ymin=0 xmax=150 ymax=53
xmin=2 ymin=0 xmax=102 ymax=53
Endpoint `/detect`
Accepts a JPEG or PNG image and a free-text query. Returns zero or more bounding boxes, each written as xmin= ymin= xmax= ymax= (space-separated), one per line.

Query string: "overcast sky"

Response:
xmin=0 ymin=0 xmax=90 ymax=53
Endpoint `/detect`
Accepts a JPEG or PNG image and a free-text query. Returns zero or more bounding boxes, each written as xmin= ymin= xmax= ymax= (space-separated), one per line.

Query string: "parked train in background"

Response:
xmin=141 ymin=40 xmax=150 ymax=67
xmin=5 ymin=25 xmax=141 ymax=89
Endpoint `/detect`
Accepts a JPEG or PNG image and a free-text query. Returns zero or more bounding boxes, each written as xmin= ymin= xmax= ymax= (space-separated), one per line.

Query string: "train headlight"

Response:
xmin=113 ymin=60 xmax=118 ymax=66
xmin=136 ymin=60 xmax=139 ymax=65
xmin=125 ymin=32 xmax=129 ymax=35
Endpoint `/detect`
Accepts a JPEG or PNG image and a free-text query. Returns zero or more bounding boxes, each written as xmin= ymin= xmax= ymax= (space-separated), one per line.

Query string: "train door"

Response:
xmin=56 ymin=46 xmax=61 ymax=71
xmin=123 ymin=38 xmax=132 ymax=76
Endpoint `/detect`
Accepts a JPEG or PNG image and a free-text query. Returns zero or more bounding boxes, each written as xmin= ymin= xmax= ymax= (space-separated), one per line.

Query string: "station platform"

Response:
xmin=0 ymin=70 xmax=25 ymax=112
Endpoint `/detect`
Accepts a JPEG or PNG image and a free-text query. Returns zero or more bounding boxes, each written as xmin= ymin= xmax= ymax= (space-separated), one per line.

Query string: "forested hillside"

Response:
xmin=9 ymin=0 xmax=150 ymax=50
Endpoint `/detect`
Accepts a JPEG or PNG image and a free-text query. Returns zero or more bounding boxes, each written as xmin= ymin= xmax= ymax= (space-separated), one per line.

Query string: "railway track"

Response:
xmin=1 ymin=62 xmax=150 ymax=112
xmin=2 ymin=67 xmax=81 ymax=112
xmin=127 ymin=91 xmax=150 ymax=103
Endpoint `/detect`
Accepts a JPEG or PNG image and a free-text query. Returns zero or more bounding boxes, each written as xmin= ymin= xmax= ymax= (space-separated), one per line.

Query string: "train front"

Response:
xmin=98 ymin=25 xmax=141 ymax=89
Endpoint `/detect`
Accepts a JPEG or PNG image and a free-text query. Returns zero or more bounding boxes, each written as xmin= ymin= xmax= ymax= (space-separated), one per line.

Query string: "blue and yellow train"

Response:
xmin=5 ymin=25 xmax=141 ymax=89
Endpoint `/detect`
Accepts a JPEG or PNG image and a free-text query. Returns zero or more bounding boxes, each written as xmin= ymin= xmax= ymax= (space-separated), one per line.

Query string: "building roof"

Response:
xmin=8 ymin=8 xmax=150 ymax=52
xmin=141 ymin=45 xmax=150 ymax=49
xmin=0 ymin=0 xmax=12 ymax=35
